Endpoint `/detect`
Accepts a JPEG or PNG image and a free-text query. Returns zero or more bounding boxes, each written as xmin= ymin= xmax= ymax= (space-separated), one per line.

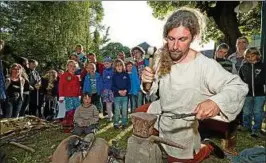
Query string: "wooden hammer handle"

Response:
xmin=143 ymin=57 xmax=154 ymax=92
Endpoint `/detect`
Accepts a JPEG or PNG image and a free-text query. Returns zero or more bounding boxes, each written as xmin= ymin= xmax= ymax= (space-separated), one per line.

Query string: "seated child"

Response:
xmin=73 ymin=93 xmax=99 ymax=136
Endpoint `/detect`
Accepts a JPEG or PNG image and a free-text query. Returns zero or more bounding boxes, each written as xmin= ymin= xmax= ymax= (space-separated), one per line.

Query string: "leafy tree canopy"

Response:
xmin=0 ymin=1 xmax=108 ymax=72
xmin=100 ymin=42 xmax=130 ymax=60
xmin=148 ymin=1 xmax=261 ymax=52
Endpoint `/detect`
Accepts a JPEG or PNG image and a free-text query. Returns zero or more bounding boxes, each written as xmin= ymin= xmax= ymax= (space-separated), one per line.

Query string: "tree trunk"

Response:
xmin=207 ymin=1 xmax=241 ymax=53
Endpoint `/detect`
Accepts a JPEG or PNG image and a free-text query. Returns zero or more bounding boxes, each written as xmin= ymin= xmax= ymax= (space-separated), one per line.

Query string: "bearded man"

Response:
xmin=140 ymin=7 xmax=248 ymax=163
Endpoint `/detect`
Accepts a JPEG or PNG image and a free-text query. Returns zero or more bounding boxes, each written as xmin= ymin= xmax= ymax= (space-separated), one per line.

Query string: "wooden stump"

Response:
xmin=131 ymin=112 xmax=157 ymax=138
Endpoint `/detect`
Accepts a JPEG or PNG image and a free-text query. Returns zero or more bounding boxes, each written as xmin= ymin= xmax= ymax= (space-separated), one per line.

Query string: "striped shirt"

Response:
xmin=74 ymin=104 xmax=99 ymax=126
xmin=216 ymin=58 xmax=233 ymax=73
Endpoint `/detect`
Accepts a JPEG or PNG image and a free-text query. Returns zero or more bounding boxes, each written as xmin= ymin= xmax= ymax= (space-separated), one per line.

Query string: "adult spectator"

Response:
xmin=87 ymin=52 xmax=104 ymax=75
xmin=4 ymin=63 xmax=30 ymax=118
xmin=28 ymin=59 xmax=42 ymax=117
xmin=117 ymin=51 xmax=126 ymax=61
xmin=131 ymin=46 xmax=149 ymax=107
xmin=228 ymin=36 xmax=249 ymax=74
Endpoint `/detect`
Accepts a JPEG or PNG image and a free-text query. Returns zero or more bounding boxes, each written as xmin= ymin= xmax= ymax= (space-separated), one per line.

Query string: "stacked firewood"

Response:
xmin=0 ymin=115 xmax=59 ymax=153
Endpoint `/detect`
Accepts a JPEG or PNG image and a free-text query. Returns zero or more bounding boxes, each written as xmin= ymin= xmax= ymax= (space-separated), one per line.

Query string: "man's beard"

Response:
xmin=169 ymin=51 xmax=184 ymax=61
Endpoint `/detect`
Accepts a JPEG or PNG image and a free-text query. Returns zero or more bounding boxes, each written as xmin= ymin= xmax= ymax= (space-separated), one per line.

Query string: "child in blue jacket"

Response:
xmin=126 ymin=61 xmax=140 ymax=113
xmin=83 ymin=63 xmax=103 ymax=112
xmin=112 ymin=59 xmax=131 ymax=129
xmin=102 ymin=56 xmax=114 ymax=121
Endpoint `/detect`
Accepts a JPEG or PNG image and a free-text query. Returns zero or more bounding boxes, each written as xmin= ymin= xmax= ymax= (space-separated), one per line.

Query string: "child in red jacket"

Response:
xmin=59 ymin=60 xmax=81 ymax=131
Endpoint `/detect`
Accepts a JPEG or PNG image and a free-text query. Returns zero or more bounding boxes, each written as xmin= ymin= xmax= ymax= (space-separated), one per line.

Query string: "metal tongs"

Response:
xmin=152 ymin=112 xmax=196 ymax=119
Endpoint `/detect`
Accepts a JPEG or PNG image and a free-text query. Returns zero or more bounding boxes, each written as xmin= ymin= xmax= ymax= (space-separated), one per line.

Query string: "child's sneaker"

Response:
xmin=114 ymin=125 xmax=119 ymax=130
xmin=99 ymin=113 xmax=105 ymax=119
xmin=121 ymin=125 xmax=127 ymax=130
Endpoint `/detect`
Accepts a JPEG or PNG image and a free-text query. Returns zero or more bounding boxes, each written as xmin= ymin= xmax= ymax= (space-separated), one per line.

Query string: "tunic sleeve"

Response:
xmin=203 ymin=59 xmax=248 ymax=121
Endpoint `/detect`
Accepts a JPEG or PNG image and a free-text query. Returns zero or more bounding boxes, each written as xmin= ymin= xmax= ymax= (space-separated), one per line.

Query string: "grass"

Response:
xmin=1 ymin=119 xmax=265 ymax=163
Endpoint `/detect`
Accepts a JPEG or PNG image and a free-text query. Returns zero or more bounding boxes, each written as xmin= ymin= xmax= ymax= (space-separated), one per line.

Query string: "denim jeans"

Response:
xmin=72 ymin=123 xmax=98 ymax=136
xmin=20 ymin=93 xmax=30 ymax=116
xmin=242 ymin=96 xmax=266 ymax=132
xmin=92 ymin=93 xmax=103 ymax=113
xmin=4 ymin=97 xmax=23 ymax=118
xmin=114 ymin=96 xmax=128 ymax=126
xmin=129 ymin=94 xmax=138 ymax=113
xmin=137 ymin=91 xmax=144 ymax=107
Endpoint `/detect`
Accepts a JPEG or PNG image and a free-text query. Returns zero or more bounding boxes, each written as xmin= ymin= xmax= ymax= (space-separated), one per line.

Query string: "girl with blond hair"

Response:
xmin=4 ymin=63 xmax=30 ymax=117
xmin=59 ymin=60 xmax=81 ymax=132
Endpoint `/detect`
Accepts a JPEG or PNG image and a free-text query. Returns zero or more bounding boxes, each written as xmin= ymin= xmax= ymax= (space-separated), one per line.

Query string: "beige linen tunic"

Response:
xmin=145 ymin=53 xmax=248 ymax=159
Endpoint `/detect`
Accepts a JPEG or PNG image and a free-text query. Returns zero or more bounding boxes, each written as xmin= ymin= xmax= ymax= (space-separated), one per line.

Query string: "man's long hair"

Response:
xmin=157 ymin=44 xmax=174 ymax=77
xmin=157 ymin=7 xmax=206 ymax=77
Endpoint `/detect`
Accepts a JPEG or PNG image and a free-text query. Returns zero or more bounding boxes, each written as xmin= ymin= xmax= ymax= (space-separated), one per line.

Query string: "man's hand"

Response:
xmin=141 ymin=67 xmax=155 ymax=83
xmin=193 ymin=99 xmax=220 ymax=120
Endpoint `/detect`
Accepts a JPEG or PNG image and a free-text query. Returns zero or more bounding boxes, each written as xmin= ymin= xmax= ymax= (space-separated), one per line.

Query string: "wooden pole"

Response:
xmin=9 ymin=142 xmax=35 ymax=153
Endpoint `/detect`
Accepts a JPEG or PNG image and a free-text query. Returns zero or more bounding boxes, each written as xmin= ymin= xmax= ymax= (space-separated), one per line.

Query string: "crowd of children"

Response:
xmin=0 ymin=43 xmax=151 ymax=135
xmin=59 ymin=45 xmax=151 ymax=133
xmin=0 ymin=38 xmax=265 ymax=138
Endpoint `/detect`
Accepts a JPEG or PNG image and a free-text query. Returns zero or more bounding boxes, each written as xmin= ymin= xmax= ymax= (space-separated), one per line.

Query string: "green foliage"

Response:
xmin=100 ymin=42 xmax=130 ymax=60
xmin=89 ymin=1 xmax=104 ymax=26
xmin=0 ymin=1 xmax=106 ymax=72
xmin=238 ymin=3 xmax=262 ymax=38
xmin=147 ymin=1 xmax=196 ymax=20
xmin=147 ymin=1 xmax=261 ymax=44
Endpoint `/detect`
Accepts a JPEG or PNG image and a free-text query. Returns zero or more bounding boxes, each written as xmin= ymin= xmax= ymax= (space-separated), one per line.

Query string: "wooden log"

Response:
xmin=9 ymin=141 xmax=35 ymax=153
xmin=131 ymin=112 xmax=157 ymax=138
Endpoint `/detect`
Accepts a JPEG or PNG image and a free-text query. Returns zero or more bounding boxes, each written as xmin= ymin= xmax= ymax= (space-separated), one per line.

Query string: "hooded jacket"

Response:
xmin=83 ymin=72 xmax=103 ymax=95
xmin=128 ymin=66 xmax=140 ymax=95
xmin=239 ymin=61 xmax=265 ymax=96
xmin=112 ymin=72 xmax=131 ymax=97
xmin=102 ymin=67 xmax=113 ymax=90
